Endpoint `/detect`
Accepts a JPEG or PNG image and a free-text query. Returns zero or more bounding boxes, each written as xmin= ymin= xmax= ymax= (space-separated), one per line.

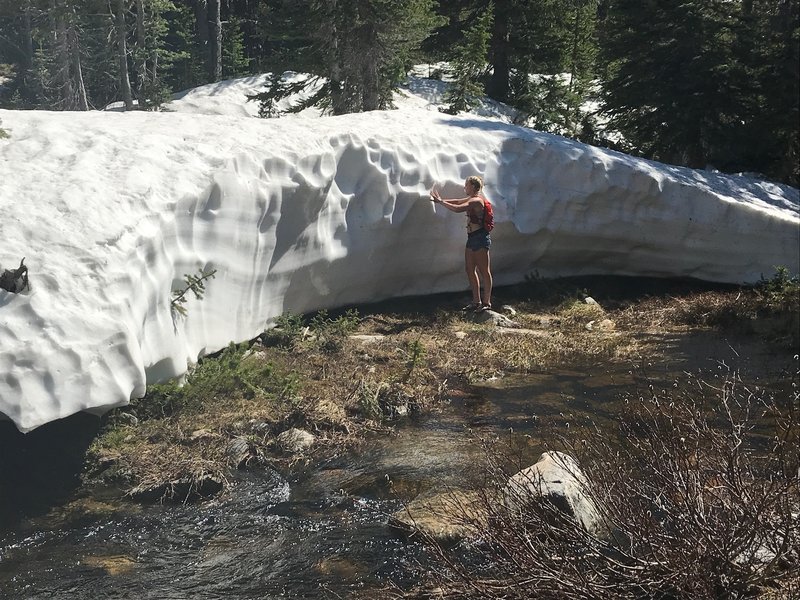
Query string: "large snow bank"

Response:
xmin=0 ymin=88 xmax=798 ymax=432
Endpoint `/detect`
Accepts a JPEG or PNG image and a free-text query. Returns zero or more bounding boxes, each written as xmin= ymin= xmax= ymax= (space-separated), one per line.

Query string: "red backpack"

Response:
xmin=482 ymin=198 xmax=494 ymax=232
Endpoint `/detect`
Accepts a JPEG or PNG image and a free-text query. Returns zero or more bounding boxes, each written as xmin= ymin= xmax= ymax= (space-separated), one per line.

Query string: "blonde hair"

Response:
xmin=466 ymin=175 xmax=484 ymax=193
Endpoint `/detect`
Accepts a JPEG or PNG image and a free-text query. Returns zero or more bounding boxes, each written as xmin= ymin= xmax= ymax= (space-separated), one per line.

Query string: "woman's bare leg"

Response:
xmin=464 ymin=248 xmax=481 ymax=304
xmin=474 ymin=249 xmax=492 ymax=306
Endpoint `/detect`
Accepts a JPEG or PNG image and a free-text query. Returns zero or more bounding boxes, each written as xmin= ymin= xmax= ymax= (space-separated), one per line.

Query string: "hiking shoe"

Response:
xmin=461 ymin=302 xmax=482 ymax=311
xmin=476 ymin=303 xmax=492 ymax=313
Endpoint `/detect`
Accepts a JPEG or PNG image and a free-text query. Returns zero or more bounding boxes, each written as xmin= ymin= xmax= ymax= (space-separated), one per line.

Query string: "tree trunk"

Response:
xmin=51 ymin=0 xmax=75 ymax=109
xmin=361 ymin=23 xmax=379 ymax=111
xmin=20 ymin=1 xmax=35 ymax=101
xmin=194 ymin=0 xmax=210 ymax=78
xmin=22 ymin=3 xmax=34 ymax=72
xmin=568 ymin=3 xmax=580 ymax=95
xmin=209 ymin=0 xmax=222 ymax=80
xmin=566 ymin=1 xmax=584 ymax=134
xmin=487 ymin=0 xmax=510 ymax=103
xmin=135 ymin=0 xmax=148 ymax=107
xmin=115 ymin=0 xmax=134 ymax=110
xmin=69 ymin=27 xmax=89 ymax=110
xmin=328 ymin=0 xmax=345 ymax=114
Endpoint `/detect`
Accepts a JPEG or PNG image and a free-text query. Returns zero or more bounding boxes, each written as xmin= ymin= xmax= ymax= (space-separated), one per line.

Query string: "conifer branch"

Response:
xmin=171 ymin=268 xmax=217 ymax=317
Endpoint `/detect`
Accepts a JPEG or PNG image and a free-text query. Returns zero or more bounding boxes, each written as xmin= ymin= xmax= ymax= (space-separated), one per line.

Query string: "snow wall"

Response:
xmin=0 ymin=108 xmax=798 ymax=431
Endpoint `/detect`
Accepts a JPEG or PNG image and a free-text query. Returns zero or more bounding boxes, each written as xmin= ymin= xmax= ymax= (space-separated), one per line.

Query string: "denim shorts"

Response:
xmin=466 ymin=228 xmax=491 ymax=251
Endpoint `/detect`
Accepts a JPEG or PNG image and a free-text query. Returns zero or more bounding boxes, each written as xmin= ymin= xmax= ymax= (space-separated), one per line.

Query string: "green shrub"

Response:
xmin=357 ymin=380 xmax=388 ymax=420
xmin=185 ymin=342 xmax=298 ymax=404
xmin=93 ymin=425 xmax=135 ymax=451
xmin=402 ymin=338 xmax=426 ymax=382
xmin=236 ymin=356 xmax=299 ymax=401
xmin=263 ymin=312 xmax=305 ymax=348
xmin=130 ymin=381 xmax=189 ymax=420
xmin=265 ymin=308 xmax=360 ymax=353
xmin=310 ymin=309 xmax=360 ymax=353
xmin=758 ymin=266 xmax=800 ymax=311
xmin=126 ymin=342 xmax=298 ymax=422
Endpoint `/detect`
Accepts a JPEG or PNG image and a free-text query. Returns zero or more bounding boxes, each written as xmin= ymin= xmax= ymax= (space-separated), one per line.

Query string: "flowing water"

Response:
xmin=0 ymin=331 xmax=794 ymax=600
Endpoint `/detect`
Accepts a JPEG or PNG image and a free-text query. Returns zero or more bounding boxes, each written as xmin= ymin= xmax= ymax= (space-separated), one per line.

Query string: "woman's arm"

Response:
xmin=430 ymin=188 xmax=470 ymax=203
xmin=437 ymin=198 xmax=470 ymax=213
xmin=430 ymin=191 xmax=482 ymax=213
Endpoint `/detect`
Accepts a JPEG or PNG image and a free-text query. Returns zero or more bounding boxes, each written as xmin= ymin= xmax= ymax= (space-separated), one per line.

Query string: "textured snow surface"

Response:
xmin=0 ymin=96 xmax=798 ymax=431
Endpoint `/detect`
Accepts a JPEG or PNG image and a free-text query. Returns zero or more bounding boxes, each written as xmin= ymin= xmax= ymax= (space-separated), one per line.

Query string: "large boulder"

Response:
xmin=503 ymin=451 xmax=606 ymax=538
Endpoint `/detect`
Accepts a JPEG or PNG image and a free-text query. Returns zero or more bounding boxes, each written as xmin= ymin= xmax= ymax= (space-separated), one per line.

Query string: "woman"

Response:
xmin=430 ymin=175 xmax=493 ymax=312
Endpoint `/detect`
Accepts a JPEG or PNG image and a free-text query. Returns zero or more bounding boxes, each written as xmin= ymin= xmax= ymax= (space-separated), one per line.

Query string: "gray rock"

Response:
xmin=598 ymin=318 xmax=615 ymax=330
xmin=586 ymin=318 xmax=615 ymax=332
xmin=226 ymin=436 xmax=256 ymax=469
xmin=277 ymin=428 xmax=315 ymax=453
xmin=350 ymin=334 xmax=385 ymax=345
xmin=391 ymin=403 xmax=410 ymax=418
xmin=189 ymin=428 xmax=221 ymax=442
xmin=472 ymin=309 xmax=520 ymax=328
xmin=503 ymin=451 xmax=606 ymax=538
xmin=116 ymin=412 xmax=139 ymax=426
xmin=0 ymin=257 xmax=29 ymax=294
xmin=389 ymin=490 xmax=485 ymax=544
xmin=496 ymin=327 xmax=549 ymax=337
xmin=249 ymin=420 xmax=271 ymax=435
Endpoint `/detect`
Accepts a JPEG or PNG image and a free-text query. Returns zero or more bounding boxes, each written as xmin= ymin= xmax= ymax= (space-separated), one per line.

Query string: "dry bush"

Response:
xmin=410 ymin=365 xmax=799 ymax=600
xmin=616 ymin=291 xmax=763 ymax=330
xmin=614 ymin=271 xmax=799 ymax=349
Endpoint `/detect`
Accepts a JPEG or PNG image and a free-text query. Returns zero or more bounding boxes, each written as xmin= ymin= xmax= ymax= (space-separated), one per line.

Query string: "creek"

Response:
xmin=0 ymin=330 xmax=793 ymax=599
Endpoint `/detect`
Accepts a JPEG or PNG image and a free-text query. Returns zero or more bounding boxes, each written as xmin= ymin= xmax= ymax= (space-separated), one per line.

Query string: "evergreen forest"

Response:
xmin=0 ymin=0 xmax=797 ymax=185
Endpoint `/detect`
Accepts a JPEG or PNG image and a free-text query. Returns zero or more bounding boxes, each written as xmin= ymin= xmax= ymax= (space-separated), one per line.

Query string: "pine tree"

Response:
xmin=503 ymin=0 xmax=598 ymax=135
xmin=131 ymin=0 xmax=176 ymax=108
xmin=599 ymin=0 xmax=798 ymax=182
xmin=733 ymin=0 xmax=799 ymax=184
xmin=222 ymin=16 xmax=250 ymax=78
xmin=131 ymin=0 xmax=172 ymax=108
xmin=159 ymin=1 xmax=202 ymax=93
xmin=442 ymin=4 xmax=492 ymax=115
xmin=0 ymin=0 xmax=163 ymax=110
xmin=599 ymin=0 xmax=744 ymax=168
xmin=564 ymin=0 xmax=599 ymax=136
xmin=428 ymin=0 xmax=599 ymax=134
xmin=253 ymin=0 xmax=440 ymax=116
xmin=0 ymin=1 xmax=42 ymax=106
